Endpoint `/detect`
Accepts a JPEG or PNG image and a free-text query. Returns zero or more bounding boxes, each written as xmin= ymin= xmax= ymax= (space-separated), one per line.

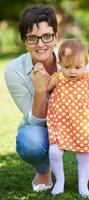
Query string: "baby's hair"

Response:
xmin=58 ymin=39 xmax=88 ymax=66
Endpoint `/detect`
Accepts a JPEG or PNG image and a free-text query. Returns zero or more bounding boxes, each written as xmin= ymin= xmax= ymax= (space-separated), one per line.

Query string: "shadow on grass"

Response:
xmin=0 ymin=152 xmax=81 ymax=200
xmin=0 ymin=153 xmax=36 ymax=200
xmin=0 ymin=153 xmax=56 ymax=200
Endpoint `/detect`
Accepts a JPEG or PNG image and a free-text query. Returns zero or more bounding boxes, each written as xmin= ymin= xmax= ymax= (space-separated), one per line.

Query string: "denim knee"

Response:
xmin=16 ymin=125 xmax=49 ymax=166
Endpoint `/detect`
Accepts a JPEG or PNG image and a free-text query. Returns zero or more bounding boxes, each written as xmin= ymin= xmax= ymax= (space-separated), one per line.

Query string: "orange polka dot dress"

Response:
xmin=47 ymin=73 xmax=89 ymax=152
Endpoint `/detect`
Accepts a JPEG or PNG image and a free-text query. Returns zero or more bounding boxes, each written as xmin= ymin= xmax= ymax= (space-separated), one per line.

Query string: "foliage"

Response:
xmin=60 ymin=1 xmax=89 ymax=50
xmin=0 ymin=0 xmax=62 ymax=21
xmin=72 ymin=9 xmax=89 ymax=49
xmin=0 ymin=0 xmax=89 ymax=54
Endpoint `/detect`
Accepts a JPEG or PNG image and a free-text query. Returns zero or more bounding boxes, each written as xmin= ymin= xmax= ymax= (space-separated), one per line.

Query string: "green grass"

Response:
xmin=0 ymin=57 xmax=89 ymax=200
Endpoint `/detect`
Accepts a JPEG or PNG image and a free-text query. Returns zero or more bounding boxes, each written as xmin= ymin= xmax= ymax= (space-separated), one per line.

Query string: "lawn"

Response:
xmin=0 ymin=57 xmax=88 ymax=200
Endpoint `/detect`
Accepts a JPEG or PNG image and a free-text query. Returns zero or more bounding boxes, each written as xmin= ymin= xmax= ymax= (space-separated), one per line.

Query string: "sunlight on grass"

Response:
xmin=0 ymin=59 xmax=11 ymax=68
xmin=0 ymin=63 xmax=22 ymax=155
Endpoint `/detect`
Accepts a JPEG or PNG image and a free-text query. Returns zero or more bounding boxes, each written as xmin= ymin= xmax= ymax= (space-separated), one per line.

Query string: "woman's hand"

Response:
xmin=30 ymin=63 xmax=50 ymax=94
xmin=29 ymin=63 xmax=51 ymax=118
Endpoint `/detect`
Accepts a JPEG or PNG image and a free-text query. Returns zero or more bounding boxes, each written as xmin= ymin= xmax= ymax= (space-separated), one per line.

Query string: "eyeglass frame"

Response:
xmin=25 ymin=33 xmax=55 ymax=45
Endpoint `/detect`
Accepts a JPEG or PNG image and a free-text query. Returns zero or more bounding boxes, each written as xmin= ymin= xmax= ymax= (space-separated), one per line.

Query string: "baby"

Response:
xmin=47 ymin=39 xmax=89 ymax=197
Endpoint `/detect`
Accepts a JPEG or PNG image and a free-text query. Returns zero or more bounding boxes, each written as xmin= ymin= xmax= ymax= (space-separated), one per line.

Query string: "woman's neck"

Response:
xmin=32 ymin=53 xmax=57 ymax=75
xmin=43 ymin=53 xmax=57 ymax=75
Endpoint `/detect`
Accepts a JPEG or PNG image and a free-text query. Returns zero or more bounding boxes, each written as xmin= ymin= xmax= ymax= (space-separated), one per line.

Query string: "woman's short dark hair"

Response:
xmin=19 ymin=5 xmax=57 ymax=41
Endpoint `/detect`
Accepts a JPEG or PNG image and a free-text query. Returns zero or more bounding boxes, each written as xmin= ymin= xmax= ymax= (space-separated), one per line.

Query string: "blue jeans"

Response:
xmin=16 ymin=125 xmax=50 ymax=173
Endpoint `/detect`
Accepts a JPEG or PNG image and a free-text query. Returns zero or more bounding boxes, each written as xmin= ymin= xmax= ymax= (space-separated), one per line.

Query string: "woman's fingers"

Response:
xmin=32 ymin=63 xmax=46 ymax=74
xmin=30 ymin=67 xmax=50 ymax=93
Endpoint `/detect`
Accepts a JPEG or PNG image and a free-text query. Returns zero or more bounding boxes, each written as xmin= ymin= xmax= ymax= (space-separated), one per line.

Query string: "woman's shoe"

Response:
xmin=32 ymin=175 xmax=53 ymax=192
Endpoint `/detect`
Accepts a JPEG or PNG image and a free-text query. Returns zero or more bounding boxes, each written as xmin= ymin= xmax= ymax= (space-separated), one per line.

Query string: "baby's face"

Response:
xmin=59 ymin=53 xmax=87 ymax=80
xmin=61 ymin=64 xmax=86 ymax=80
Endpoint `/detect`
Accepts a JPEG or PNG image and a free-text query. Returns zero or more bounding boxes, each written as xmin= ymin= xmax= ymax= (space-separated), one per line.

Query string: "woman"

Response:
xmin=4 ymin=4 xmax=59 ymax=192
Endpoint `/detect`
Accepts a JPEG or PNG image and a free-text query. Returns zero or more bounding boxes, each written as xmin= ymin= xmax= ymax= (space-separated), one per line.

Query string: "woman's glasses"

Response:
xmin=25 ymin=33 xmax=55 ymax=45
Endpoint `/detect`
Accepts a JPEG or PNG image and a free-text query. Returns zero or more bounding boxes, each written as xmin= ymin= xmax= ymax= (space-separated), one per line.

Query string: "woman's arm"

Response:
xmin=4 ymin=61 xmax=33 ymax=117
xmin=30 ymin=63 xmax=50 ymax=118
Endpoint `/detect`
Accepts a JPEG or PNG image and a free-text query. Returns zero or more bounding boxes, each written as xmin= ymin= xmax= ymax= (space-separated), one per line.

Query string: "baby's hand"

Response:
xmin=47 ymin=74 xmax=58 ymax=91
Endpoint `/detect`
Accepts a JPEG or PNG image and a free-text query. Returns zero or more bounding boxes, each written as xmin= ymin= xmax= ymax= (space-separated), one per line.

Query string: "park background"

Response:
xmin=0 ymin=0 xmax=89 ymax=199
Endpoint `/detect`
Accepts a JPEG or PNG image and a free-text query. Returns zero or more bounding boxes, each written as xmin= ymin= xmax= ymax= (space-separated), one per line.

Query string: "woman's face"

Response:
xmin=25 ymin=21 xmax=56 ymax=64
